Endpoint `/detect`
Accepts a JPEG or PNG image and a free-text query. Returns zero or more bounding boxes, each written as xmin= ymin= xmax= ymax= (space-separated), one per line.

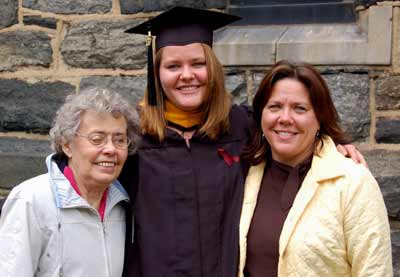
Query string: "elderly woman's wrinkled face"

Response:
xmin=62 ymin=110 xmax=128 ymax=190
xmin=262 ymin=78 xmax=320 ymax=167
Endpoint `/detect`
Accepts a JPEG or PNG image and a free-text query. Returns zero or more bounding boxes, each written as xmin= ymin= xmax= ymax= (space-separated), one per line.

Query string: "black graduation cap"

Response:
xmin=125 ymin=7 xmax=241 ymax=106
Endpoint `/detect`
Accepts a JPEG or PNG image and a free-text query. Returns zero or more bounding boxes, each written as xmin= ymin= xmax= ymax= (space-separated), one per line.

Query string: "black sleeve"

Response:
xmin=120 ymin=153 xmax=142 ymax=277
xmin=118 ymin=153 xmax=139 ymax=201
xmin=238 ymin=103 xmax=255 ymax=140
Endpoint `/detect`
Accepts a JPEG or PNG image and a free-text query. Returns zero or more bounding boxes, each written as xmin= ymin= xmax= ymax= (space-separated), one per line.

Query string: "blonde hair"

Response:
xmin=140 ymin=43 xmax=231 ymax=141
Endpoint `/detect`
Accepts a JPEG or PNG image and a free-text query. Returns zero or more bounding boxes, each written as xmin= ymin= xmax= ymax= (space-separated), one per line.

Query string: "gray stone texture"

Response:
xmin=0 ymin=79 xmax=74 ymax=133
xmin=0 ymin=137 xmax=51 ymax=189
xmin=22 ymin=0 xmax=111 ymax=14
xmin=376 ymin=118 xmax=400 ymax=144
xmin=0 ymin=31 xmax=52 ymax=72
xmin=392 ymin=230 xmax=400 ymax=277
xmin=324 ymin=73 xmax=370 ymax=142
xmin=120 ymin=0 xmax=225 ymax=14
xmin=61 ymin=20 xmax=146 ymax=70
xmin=376 ymin=76 xmax=400 ymax=111
xmin=80 ymin=75 xmax=146 ymax=105
xmin=391 ymin=230 xmax=400 ymax=277
xmin=23 ymin=16 xmax=57 ymax=29
xmin=253 ymin=72 xmax=268 ymax=97
xmin=0 ymin=0 xmax=18 ymax=29
xmin=225 ymin=70 xmax=247 ymax=105
xmin=365 ymin=150 xmax=400 ymax=218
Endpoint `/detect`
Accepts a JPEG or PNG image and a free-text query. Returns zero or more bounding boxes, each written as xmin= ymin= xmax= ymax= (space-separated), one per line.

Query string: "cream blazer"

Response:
xmin=238 ymin=137 xmax=392 ymax=277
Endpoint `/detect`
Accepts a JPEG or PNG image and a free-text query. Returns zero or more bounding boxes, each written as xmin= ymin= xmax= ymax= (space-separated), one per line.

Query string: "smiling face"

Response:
xmin=262 ymin=78 xmax=320 ymax=167
xmin=158 ymin=43 xmax=208 ymax=112
xmin=62 ymin=110 xmax=128 ymax=191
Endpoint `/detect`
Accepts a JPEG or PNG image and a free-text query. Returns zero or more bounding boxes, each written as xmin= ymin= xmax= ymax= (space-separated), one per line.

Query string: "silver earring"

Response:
xmin=316 ymin=130 xmax=320 ymax=137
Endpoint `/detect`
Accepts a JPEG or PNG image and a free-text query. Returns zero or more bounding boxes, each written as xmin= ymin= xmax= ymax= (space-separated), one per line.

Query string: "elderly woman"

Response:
xmin=0 ymin=88 xmax=139 ymax=276
xmin=238 ymin=60 xmax=392 ymax=276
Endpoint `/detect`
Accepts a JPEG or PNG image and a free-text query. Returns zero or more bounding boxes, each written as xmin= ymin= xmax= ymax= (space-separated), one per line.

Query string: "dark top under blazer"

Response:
xmin=120 ymin=105 xmax=253 ymax=277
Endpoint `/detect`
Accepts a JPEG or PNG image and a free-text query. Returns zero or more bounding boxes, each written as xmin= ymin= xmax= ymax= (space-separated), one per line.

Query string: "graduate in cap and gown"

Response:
xmin=120 ymin=6 xmax=367 ymax=277
xmin=121 ymin=7 xmax=250 ymax=277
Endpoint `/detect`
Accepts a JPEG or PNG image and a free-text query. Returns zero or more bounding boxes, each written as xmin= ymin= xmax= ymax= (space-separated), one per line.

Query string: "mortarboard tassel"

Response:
xmin=146 ymin=30 xmax=157 ymax=106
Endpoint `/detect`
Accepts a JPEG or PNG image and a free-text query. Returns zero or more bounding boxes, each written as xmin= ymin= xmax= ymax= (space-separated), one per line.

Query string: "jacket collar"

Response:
xmin=46 ymin=154 xmax=129 ymax=211
xmin=279 ymin=136 xmax=347 ymax=255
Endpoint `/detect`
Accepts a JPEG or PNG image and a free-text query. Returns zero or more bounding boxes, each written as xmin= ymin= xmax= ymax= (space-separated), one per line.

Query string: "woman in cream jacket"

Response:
xmin=238 ymin=60 xmax=392 ymax=276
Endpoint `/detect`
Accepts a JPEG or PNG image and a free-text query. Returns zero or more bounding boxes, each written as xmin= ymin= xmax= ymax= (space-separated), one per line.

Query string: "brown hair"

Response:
xmin=140 ymin=43 xmax=231 ymax=141
xmin=243 ymin=60 xmax=349 ymax=165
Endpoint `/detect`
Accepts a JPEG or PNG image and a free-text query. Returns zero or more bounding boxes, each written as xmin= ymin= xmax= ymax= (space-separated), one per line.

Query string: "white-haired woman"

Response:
xmin=0 ymin=87 xmax=140 ymax=277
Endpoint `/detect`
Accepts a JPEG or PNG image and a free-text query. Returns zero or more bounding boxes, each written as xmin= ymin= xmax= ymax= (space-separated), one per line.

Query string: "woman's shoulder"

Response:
xmin=9 ymin=174 xmax=52 ymax=199
xmin=4 ymin=174 xmax=54 ymax=213
xmin=2 ymin=174 xmax=56 ymax=225
xmin=321 ymin=149 xmax=382 ymax=204
xmin=316 ymin=138 xmax=377 ymax=191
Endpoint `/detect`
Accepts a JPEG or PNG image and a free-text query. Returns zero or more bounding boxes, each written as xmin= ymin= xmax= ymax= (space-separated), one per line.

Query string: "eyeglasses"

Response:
xmin=76 ymin=132 xmax=131 ymax=149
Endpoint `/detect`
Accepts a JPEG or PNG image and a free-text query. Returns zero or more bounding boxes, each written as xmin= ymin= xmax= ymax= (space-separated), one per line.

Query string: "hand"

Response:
xmin=336 ymin=144 xmax=368 ymax=168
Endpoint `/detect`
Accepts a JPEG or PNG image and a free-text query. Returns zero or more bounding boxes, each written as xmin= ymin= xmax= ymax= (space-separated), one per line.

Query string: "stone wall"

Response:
xmin=0 ymin=0 xmax=399 ymax=274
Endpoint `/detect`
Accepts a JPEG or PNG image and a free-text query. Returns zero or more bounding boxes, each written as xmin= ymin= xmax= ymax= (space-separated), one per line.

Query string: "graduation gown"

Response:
xmin=121 ymin=105 xmax=252 ymax=277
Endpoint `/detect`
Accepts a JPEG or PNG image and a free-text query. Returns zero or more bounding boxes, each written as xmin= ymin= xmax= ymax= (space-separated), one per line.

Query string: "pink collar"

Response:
xmin=63 ymin=166 xmax=108 ymax=221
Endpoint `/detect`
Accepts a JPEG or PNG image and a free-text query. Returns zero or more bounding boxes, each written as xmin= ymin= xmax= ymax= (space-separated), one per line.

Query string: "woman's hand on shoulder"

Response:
xmin=336 ymin=144 xmax=368 ymax=168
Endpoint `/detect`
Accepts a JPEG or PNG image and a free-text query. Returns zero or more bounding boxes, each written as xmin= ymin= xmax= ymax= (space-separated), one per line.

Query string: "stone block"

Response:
xmin=324 ymin=73 xmax=370 ymax=141
xmin=224 ymin=70 xmax=247 ymax=105
xmin=0 ymin=31 xmax=52 ymax=72
xmin=61 ymin=20 xmax=146 ymax=70
xmin=0 ymin=0 xmax=18 ymax=29
xmin=214 ymin=26 xmax=286 ymax=66
xmin=376 ymin=118 xmax=400 ymax=144
xmin=376 ymin=76 xmax=400 ymax=111
xmin=23 ymin=16 xmax=57 ymax=29
xmin=215 ymin=5 xmax=391 ymax=66
xmin=392 ymin=230 xmax=400 ymax=276
xmin=0 ymin=198 xmax=5 ymax=213
xmin=365 ymin=150 xmax=400 ymax=218
xmin=0 ymin=137 xmax=51 ymax=190
xmin=0 ymin=79 xmax=74 ymax=133
xmin=366 ymin=6 xmax=392 ymax=65
xmin=276 ymin=6 xmax=392 ymax=65
xmin=120 ymin=0 xmax=225 ymax=14
xmin=277 ymin=24 xmax=368 ymax=64
xmin=0 ymin=188 xmax=9 ymax=198
xmin=80 ymin=75 xmax=146 ymax=105
xmin=22 ymin=0 xmax=111 ymax=14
